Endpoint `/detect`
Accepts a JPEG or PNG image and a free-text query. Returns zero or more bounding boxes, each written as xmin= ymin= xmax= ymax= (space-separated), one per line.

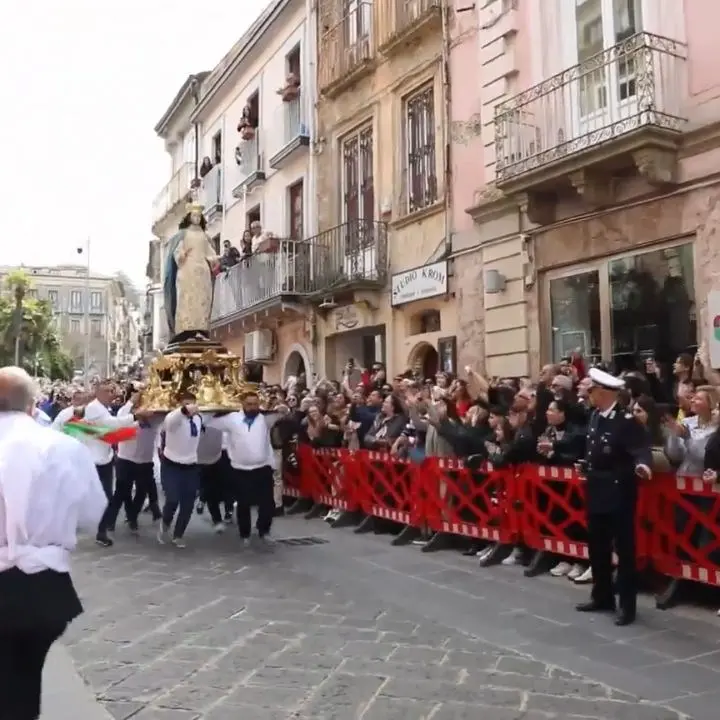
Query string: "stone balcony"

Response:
xmin=493 ymin=32 xmax=688 ymax=222
xmin=151 ymin=161 xmax=194 ymax=231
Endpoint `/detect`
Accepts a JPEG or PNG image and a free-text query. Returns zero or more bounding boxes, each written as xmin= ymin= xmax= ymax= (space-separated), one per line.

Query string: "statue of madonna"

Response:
xmin=163 ymin=202 xmax=220 ymax=344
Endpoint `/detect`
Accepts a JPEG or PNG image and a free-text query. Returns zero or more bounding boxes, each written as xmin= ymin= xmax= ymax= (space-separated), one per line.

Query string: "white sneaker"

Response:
xmin=172 ymin=537 xmax=187 ymax=549
xmin=567 ymin=563 xmax=585 ymax=580
xmin=212 ymin=522 xmax=225 ymax=534
xmin=502 ymin=547 xmax=522 ymax=566
xmin=156 ymin=526 xmax=169 ymax=545
xmin=477 ymin=544 xmax=495 ymax=561
xmin=551 ymin=561 xmax=572 ymax=577
xmin=574 ymin=566 xmax=593 ymax=584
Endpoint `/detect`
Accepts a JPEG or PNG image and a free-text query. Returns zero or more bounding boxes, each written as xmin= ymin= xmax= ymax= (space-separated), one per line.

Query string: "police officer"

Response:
xmin=575 ymin=367 xmax=652 ymax=626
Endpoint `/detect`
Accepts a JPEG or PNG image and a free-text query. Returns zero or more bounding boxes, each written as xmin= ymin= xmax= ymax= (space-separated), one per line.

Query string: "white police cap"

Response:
xmin=588 ymin=367 xmax=625 ymax=390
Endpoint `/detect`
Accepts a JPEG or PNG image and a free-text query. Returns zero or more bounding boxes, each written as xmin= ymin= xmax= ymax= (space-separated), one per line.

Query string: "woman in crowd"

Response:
xmin=630 ymin=395 xmax=677 ymax=473
xmin=363 ymin=394 xmax=406 ymax=451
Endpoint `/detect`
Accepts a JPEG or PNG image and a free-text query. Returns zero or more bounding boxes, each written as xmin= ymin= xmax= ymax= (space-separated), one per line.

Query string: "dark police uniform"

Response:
xmin=577 ymin=398 xmax=652 ymax=626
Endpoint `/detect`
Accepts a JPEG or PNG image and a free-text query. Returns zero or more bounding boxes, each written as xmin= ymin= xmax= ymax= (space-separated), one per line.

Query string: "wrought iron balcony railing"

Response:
xmin=152 ymin=161 xmax=194 ymax=226
xmin=494 ymin=32 xmax=687 ymax=184
xmin=306 ymin=219 xmax=388 ymax=296
xmin=378 ymin=0 xmax=441 ymax=50
xmin=319 ymin=2 xmax=375 ymax=95
xmin=211 ymin=239 xmax=311 ymax=324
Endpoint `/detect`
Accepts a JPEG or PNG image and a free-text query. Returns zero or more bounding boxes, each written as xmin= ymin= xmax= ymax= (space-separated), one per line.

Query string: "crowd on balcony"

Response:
xmin=218 ymin=223 xmax=279 ymax=272
xmin=265 ymin=343 xmax=720 ymax=603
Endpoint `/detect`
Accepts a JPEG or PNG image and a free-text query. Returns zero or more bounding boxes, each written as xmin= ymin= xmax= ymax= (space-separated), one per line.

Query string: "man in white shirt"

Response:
xmin=82 ymin=381 xmax=144 ymax=548
xmin=50 ymin=389 xmax=87 ymax=430
xmin=103 ymin=387 xmax=162 ymax=534
xmin=206 ymin=391 xmax=276 ymax=548
xmin=0 ymin=366 xmax=108 ymax=720
xmin=158 ymin=391 xmax=204 ymax=548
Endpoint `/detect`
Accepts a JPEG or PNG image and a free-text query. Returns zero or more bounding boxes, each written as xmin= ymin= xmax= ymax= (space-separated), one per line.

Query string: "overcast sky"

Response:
xmin=0 ymin=0 xmax=265 ymax=287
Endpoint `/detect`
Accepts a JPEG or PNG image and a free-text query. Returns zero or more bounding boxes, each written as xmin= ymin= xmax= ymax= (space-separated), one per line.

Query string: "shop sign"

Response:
xmin=391 ymin=261 xmax=448 ymax=307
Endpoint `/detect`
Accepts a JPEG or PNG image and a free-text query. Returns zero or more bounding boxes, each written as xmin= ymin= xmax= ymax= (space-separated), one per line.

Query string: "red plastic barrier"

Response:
xmin=422 ymin=457 xmax=516 ymax=545
xmin=296 ymin=445 xmax=361 ymax=512
xmin=646 ymin=473 xmax=720 ymax=586
xmin=292 ymin=445 xmax=720 ymax=590
xmin=352 ymin=450 xmax=423 ymax=526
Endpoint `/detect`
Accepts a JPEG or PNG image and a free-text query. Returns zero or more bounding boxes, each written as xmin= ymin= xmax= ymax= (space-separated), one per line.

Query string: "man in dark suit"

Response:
xmin=576 ymin=367 xmax=652 ymax=627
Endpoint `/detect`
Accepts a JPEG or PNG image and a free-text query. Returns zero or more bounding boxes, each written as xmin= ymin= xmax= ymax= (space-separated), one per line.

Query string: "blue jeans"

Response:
xmin=160 ymin=459 xmax=200 ymax=539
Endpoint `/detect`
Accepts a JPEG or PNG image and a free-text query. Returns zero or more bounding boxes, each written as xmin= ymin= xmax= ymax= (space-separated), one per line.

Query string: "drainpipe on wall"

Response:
xmin=190 ymin=76 xmax=201 ymax=181
xmin=440 ymin=0 xmax=453 ymax=254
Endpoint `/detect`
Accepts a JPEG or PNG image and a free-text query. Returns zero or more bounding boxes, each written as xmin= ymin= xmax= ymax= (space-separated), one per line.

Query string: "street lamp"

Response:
xmin=76 ymin=239 xmax=91 ymax=388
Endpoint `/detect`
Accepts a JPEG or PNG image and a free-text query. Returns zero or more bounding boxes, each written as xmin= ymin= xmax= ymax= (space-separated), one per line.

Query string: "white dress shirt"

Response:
xmin=116 ymin=402 xmax=160 ymax=464
xmin=81 ymin=399 xmax=137 ymax=466
xmin=196 ymin=426 xmax=224 ymax=465
xmin=162 ymin=408 xmax=204 ymax=465
xmin=0 ymin=412 xmax=108 ymax=574
xmin=51 ymin=405 xmax=75 ymax=430
xmin=33 ymin=407 xmax=52 ymax=426
xmin=206 ymin=412 xmax=275 ymax=471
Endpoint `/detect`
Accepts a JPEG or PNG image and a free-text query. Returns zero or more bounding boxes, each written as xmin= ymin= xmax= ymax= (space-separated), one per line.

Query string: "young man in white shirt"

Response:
xmin=50 ymin=389 xmax=87 ymax=430
xmin=158 ymin=392 xmax=203 ymax=548
xmin=104 ymin=387 xmax=162 ymax=534
xmin=82 ymin=382 xmax=145 ymax=548
xmin=206 ymin=391 xmax=276 ymax=548
xmin=0 ymin=366 xmax=108 ymax=720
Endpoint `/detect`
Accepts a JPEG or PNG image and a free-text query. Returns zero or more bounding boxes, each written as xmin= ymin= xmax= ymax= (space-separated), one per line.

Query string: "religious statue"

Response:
xmin=163 ymin=202 xmax=220 ymax=344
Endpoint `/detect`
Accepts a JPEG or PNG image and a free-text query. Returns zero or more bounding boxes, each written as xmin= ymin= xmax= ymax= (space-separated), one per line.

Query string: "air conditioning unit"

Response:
xmin=244 ymin=329 xmax=274 ymax=363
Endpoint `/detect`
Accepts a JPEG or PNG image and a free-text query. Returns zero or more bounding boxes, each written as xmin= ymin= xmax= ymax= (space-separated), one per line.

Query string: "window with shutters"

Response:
xmin=404 ymin=84 xmax=437 ymax=214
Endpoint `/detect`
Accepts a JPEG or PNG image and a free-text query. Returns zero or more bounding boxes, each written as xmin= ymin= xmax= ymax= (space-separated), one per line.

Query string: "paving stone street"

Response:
xmin=60 ymin=515 xmax=720 ymax=720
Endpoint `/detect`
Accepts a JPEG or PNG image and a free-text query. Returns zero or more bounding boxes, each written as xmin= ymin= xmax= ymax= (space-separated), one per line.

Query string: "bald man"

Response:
xmin=0 ymin=366 xmax=108 ymax=719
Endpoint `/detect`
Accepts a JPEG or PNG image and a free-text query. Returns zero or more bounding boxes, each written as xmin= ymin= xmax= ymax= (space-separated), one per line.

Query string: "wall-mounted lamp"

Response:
xmin=485 ymin=269 xmax=507 ymax=294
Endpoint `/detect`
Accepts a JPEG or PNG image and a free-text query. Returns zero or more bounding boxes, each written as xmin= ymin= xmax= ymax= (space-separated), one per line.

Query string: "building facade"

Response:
xmin=150 ymin=72 xmax=209 ymax=351
xmin=0 ymin=264 xmax=122 ymax=378
xmin=313 ymin=0 xmax=452 ymax=379
xmin=194 ymin=0 xmax=318 ymax=384
xmin=458 ymin=0 xmax=720 ymax=376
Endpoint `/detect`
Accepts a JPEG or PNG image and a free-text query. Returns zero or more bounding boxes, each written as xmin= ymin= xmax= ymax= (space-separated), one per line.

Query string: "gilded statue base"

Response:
xmin=138 ymin=341 xmax=256 ymax=413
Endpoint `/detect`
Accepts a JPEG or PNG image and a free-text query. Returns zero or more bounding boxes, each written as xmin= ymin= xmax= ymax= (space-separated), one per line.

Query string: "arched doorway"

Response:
xmin=407 ymin=342 xmax=439 ymax=381
xmin=282 ymin=344 xmax=310 ymax=384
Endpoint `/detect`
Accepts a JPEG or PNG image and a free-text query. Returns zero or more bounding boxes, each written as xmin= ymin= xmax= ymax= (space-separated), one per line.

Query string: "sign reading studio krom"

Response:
xmin=391 ymin=261 xmax=448 ymax=307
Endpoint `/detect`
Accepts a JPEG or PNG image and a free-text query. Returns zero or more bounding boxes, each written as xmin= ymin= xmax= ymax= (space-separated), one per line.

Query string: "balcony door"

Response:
xmin=565 ymin=0 xmax=643 ymax=144
xmin=343 ymin=0 xmax=372 ymax=52
xmin=341 ymin=125 xmax=376 ymax=280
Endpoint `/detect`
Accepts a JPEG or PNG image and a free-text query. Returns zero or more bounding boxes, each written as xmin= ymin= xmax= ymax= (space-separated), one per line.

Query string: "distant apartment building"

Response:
xmin=0 ymin=264 xmax=125 ymax=378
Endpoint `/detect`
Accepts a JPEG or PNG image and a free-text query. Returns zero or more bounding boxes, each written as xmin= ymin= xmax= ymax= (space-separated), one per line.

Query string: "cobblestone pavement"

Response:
xmin=63 ymin=515 xmax=720 ymax=720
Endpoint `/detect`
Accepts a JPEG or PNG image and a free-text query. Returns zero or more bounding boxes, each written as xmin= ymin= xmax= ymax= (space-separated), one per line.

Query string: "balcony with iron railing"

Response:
xmin=493 ymin=33 xmax=688 ymax=195
xmin=211 ymin=239 xmax=310 ymax=325
xmin=199 ymin=164 xmax=223 ymax=223
xmin=319 ymin=2 xmax=376 ymax=98
xmin=151 ymin=161 xmax=195 ymax=229
xmin=377 ymin=0 xmax=442 ymax=54
xmin=305 ymin=219 xmax=388 ymax=299
xmin=269 ymin=91 xmax=311 ymax=170
xmin=231 ymin=132 xmax=266 ymax=197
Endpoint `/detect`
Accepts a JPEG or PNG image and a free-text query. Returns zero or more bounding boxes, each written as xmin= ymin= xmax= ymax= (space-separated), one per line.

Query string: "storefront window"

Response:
xmin=546 ymin=243 xmax=696 ymax=371
xmin=549 ymin=271 xmax=602 ymax=363
xmin=609 ymin=244 xmax=695 ymax=371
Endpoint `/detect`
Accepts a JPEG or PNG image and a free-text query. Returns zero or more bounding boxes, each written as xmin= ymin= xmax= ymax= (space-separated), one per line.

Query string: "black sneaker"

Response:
xmin=196 ymin=502 xmax=205 ymax=515
xmin=95 ymin=533 xmax=113 ymax=548
xmin=128 ymin=521 xmax=139 ymax=535
xmin=223 ymin=511 xmax=233 ymax=524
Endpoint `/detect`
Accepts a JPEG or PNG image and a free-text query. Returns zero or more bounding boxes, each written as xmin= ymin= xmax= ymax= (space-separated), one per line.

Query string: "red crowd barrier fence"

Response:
xmin=283 ymin=446 xmax=720 ymax=595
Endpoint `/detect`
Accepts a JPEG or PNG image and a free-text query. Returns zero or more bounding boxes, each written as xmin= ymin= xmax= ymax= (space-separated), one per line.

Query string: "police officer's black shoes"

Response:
xmin=576 ymin=600 xmax=616 ymax=613
xmin=614 ymin=609 xmax=636 ymax=626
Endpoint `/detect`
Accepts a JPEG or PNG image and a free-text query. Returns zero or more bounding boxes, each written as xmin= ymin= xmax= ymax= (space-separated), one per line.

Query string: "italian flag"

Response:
xmin=62 ymin=419 xmax=137 ymax=445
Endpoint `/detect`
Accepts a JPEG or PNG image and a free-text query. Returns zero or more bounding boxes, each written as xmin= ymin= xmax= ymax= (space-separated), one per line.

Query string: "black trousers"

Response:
xmin=0 ymin=625 xmax=65 ymax=719
xmin=231 ymin=465 xmax=275 ymax=539
xmin=96 ymin=461 xmax=115 ymax=534
xmin=103 ymin=459 xmax=156 ymax=530
xmin=587 ymin=507 xmax=637 ymax=615
xmin=200 ymin=458 xmax=229 ymax=525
